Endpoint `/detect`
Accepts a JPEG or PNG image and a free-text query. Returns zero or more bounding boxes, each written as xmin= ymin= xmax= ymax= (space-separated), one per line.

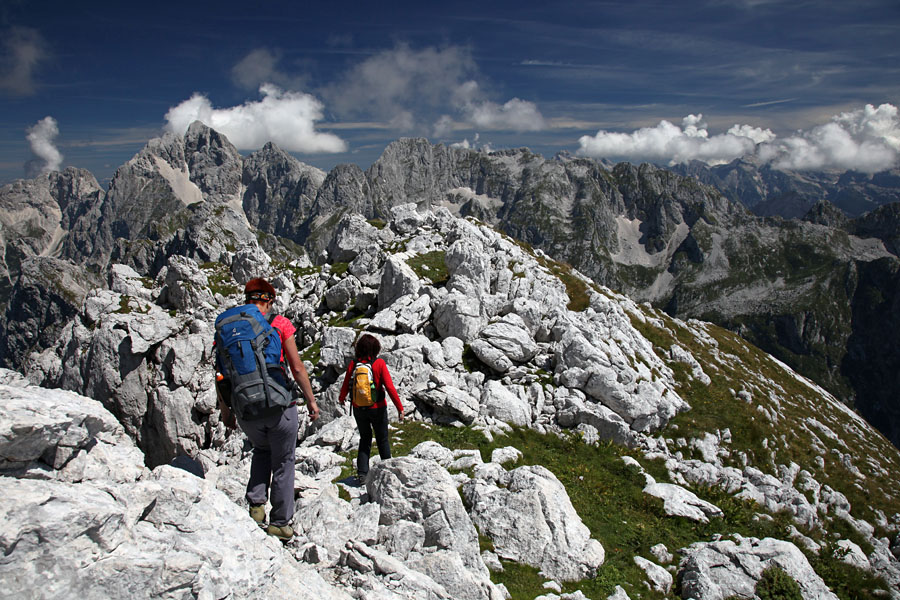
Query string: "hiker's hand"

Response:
xmin=222 ymin=408 xmax=237 ymax=430
xmin=398 ymin=409 xmax=404 ymax=422
xmin=308 ymin=400 xmax=320 ymax=421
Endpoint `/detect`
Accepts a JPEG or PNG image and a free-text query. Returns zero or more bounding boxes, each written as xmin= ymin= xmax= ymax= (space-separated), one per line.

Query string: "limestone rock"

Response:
xmin=482 ymin=380 xmax=532 ymax=427
xmin=462 ymin=465 xmax=605 ymax=581
xmin=378 ymin=256 xmax=421 ymax=309
xmin=678 ymin=536 xmax=839 ymax=600
xmin=634 ymin=556 xmax=672 ymax=593
xmin=159 ymin=254 xmax=213 ymax=311
xmin=367 ymin=457 xmax=502 ymax=600
xmin=328 ymin=213 xmax=384 ymax=263
xmin=643 ymin=482 xmax=724 ymax=523
xmin=433 ymin=292 xmax=485 ymax=342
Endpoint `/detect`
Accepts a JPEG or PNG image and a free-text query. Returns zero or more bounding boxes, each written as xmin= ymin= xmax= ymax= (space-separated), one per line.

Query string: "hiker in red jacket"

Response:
xmin=338 ymin=333 xmax=404 ymax=484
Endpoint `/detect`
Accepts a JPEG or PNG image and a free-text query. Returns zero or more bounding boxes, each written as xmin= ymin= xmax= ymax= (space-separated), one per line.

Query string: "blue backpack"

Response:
xmin=214 ymin=304 xmax=292 ymax=420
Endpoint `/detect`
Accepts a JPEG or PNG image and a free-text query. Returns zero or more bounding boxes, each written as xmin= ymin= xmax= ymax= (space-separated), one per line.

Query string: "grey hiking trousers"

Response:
xmin=238 ymin=404 xmax=298 ymax=527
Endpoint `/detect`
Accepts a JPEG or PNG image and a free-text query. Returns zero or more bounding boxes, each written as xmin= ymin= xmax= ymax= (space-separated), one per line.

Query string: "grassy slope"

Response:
xmin=332 ymin=298 xmax=898 ymax=599
xmin=306 ymin=229 xmax=898 ymax=598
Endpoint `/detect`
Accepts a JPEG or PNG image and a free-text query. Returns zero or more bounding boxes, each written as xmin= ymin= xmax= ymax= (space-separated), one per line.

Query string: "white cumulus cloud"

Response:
xmin=758 ymin=103 xmax=900 ymax=173
xmin=164 ymin=85 xmax=347 ymax=153
xmin=578 ymin=115 xmax=766 ymax=166
xmin=466 ymin=97 xmax=546 ymax=132
xmin=577 ymin=104 xmax=900 ymax=173
xmin=25 ymin=116 xmax=63 ymax=176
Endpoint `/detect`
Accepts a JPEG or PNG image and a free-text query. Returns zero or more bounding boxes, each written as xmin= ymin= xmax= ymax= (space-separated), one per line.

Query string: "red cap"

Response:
xmin=245 ymin=277 xmax=276 ymax=302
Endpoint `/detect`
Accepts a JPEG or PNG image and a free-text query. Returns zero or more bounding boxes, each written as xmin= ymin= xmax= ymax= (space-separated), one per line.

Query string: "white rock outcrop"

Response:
xmin=678 ymin=535 xmax=839 ymax=600
xmin=462 ymin=464 xmax=605 ymax=581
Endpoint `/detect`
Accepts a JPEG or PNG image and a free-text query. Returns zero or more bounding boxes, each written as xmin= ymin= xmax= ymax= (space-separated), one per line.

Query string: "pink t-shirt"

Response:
xmin=268 ymin=314 xmax=296 ymax=360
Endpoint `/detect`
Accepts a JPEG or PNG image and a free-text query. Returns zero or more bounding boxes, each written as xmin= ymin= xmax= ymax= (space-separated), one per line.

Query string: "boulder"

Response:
xmin=0 ymin=377 xmax=145 ymax=483
xmin=367 ymin=457 xmax=502 ymax=600
xmin=433 ymin=293 xmax=485 ymax=342
xmin=328 ymin=213 xmax=382 ymax=263
xmin=0 ymin=377 xmax=350 ymax=600
xmin=477 ymin=314 xmax=539 ymax=363
xmin=678 ymin=536 xmax=839 ymax=600
xmin=378 ymin=256 xmax=420 ymax=309
xmin=390 ymin=203 xmax=429 ymax=235
xmin=634 ymin=556 xmax=672 ymax=593
xmin=294 ymin=485 xmax=381 ymax=565
xmin=462 ymin=465 xmax=605 ymax=581
xmin=643 ymin=482 xmax=723 ymax=523
xmin=159 ymin=255 xmax=212 ymax=311
xmin=324 ymin=275 xmax=362 ymax=312
xmin=482 ymin=380 xmax=532 ymax=427
xmin=348 ymin=245 xmax=386 ymax=287
xmin=416 ymin=383 xmax=481 ymax=424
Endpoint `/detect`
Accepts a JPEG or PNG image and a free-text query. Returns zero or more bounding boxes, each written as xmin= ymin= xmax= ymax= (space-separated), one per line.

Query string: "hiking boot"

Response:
xmin=355 ymin=473 xmax=368 ymax=487
xmin=266 ymin=524 xmax=294 ymax=542
xmin=249 ymin=504 xmax=266 ymax=525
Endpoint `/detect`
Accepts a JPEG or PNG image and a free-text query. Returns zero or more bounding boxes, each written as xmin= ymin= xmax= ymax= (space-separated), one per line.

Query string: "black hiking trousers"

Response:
xmin=354 ymin=404 xmax=391 ymax=476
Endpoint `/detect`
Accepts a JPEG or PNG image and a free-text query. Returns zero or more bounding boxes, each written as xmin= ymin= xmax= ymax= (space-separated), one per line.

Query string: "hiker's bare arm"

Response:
xmin=283 ymin=336 xmax=319 ymax=421
xmin=216 ymin=385 xmax=236 ymax=429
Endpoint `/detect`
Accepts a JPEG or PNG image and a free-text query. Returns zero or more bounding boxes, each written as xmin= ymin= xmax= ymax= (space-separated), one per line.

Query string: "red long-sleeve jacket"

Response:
xmin=338 ymin=357 xmax=403 ymax=411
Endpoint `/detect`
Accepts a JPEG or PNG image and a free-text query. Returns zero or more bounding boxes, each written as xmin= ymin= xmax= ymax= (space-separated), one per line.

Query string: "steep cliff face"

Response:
xmin=0 ymin=256 xmax=99 ymax=367
xmin=843 ymin=258 xmax=900 ymax=445
xmin=0 ymin=168 xmax=104 ymax=290
xmin=241 ymin=142 xmax=326 ymax=241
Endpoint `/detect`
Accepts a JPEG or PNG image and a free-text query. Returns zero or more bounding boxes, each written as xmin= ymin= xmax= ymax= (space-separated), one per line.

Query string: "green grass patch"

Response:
xmin=407 ymin=251 xmax=450 ymax=286
xmin=328 ymin=311 xmax=366 ymax=328
xmin=383 ymin=423 xmax=804 ymax=598
xmin=300 ymin=341 xmax=321 ymax=363
xmin=114 ymin=295 xmax=149 ymax=315
xmin=491 ymin=561 xmax=548 ymax=599
xmin=536 ymin=256 xmax=590 ymax=311
xmin=324 ymin=413 xmax=895 ymax=599
xmin=809 ymin=541 xmax=891 ymax=600
xmin=201 ymin=261 xmax=241 ymax=297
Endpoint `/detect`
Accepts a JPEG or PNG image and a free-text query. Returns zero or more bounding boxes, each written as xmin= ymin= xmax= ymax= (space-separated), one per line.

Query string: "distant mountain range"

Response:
xmin=671 ymin=158 xmax=900 ymax=219
xmin=1 ymin=125 xmax=898 ymax=451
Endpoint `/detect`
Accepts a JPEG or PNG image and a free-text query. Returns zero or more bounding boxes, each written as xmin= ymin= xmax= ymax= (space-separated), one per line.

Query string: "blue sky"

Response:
xmin=2 ymin=0 xmax=899 ymax=187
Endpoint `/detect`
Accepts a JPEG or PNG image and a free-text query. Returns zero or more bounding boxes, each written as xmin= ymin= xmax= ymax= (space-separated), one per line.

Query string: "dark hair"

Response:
xmin=354 ymin=334 xmax=381 ymax=361
xmin=245 ymin=277 xmax=276 ymax=303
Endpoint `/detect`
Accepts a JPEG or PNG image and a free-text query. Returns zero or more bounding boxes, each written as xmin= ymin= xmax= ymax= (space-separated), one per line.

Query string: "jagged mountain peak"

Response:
xmin=2 ymin=125 xmax=900 ymax=458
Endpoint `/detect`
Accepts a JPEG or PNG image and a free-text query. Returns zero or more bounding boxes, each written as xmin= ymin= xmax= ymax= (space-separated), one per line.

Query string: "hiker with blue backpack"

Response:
xmin=214 ymin=277 xmax=319 ymax=542
xmin=338 ymin=333 xmax=404 ymax=485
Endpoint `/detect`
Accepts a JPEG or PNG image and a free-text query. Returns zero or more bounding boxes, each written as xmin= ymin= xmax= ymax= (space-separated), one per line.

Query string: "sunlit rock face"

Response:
xmin=2 ymin=125 xmax=900 ymax=599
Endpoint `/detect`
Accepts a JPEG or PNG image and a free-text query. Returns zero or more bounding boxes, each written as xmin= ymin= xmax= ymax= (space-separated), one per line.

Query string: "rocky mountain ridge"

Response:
xmin=1 ymin=194 xmax=899 ymax=598
xmin=2 ymin=125 xmax=899 ymax=451
xmin=672 ymin=158 xmax=900 ymax=219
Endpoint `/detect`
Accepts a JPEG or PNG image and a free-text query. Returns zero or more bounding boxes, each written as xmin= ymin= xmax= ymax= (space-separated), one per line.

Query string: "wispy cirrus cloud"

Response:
xmin=321 ymin=44 xmax=546 ymax=135
xmin=231 ymin=48 xmax=309 ymax=92
xmin=0 ymin=27 xmax=48 ymax=96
